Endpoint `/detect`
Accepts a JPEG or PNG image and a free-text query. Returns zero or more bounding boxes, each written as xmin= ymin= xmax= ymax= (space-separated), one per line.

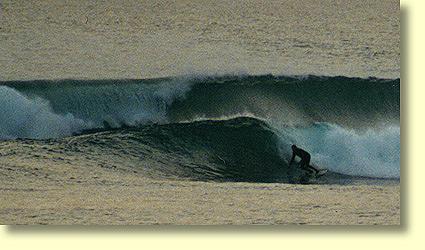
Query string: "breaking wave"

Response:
xmin=0 ymin=74 xmax=400 ymax=181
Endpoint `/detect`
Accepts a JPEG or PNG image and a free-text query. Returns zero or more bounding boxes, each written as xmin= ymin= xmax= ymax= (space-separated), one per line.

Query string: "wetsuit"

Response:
xmin=289 ymin=145 xmax=317 ymax=173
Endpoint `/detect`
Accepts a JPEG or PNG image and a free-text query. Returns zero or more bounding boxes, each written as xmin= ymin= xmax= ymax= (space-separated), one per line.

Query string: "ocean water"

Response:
xmin=0 ymin=0 xmax=399 ymax=80
xmin=0 ymin=0 xmax=400 ymax=185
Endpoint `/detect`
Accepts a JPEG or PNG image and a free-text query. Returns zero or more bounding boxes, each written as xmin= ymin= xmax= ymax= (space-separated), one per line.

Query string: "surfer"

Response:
xmin=289 ymin=145 xmax=319 ymax=174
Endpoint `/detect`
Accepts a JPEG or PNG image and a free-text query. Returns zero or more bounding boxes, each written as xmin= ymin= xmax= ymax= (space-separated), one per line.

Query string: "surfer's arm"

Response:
xmin=289 ymin=152 xmax=295 ymax=165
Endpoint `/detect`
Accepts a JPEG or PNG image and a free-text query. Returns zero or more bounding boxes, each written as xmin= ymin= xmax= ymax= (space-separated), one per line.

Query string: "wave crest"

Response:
xmin=1 ymin=74 xmax=399 ymax=139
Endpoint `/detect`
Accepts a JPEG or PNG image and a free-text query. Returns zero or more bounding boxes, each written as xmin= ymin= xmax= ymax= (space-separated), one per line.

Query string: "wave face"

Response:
xmin=0 ymin=75 xmax=400 ymax=182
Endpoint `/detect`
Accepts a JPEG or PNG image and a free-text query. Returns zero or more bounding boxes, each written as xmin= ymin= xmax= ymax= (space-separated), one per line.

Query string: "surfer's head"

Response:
xmin=291 ymin=144 xmax=297 ymax=150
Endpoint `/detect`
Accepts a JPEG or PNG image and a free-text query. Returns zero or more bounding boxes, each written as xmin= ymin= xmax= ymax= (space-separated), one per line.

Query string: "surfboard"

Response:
xmin=315 ymin=169 xmax=328 ymax=177
xmin=293 ymin=162 xmax=328 ymax=178
xmin=310 ymin=164 xmax=328 ymax=177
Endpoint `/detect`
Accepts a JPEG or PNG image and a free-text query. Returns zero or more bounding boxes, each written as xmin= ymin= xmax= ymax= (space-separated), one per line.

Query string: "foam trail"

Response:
xmin=279 ymin=123 xmax=400 ymax=178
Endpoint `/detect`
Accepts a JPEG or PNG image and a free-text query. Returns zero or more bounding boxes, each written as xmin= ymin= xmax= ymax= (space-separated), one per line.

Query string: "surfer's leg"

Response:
xmin=299 ymin=159 xmax=305 ymax=168
xmin=304 ymin=155 xmax=318 ymax=173
xmin=299 ymin=159 xmax=311 ymax=172
xmin=305 ymin=155 xmax=311 ymax=166
xmin=308 ymin=165 xmax=319 ymax=174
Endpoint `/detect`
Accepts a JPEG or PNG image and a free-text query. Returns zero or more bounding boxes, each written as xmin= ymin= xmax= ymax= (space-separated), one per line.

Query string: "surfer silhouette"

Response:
xmin=289 ymin=145 xmax=318 ymax=174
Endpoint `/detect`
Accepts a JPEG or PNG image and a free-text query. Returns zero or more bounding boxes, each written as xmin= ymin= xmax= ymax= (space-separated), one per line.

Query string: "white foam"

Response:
xmin=280 ymin=123 xmax=400 ymax=178
xmin=0 ymin=86 xmax=89 ymax=139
